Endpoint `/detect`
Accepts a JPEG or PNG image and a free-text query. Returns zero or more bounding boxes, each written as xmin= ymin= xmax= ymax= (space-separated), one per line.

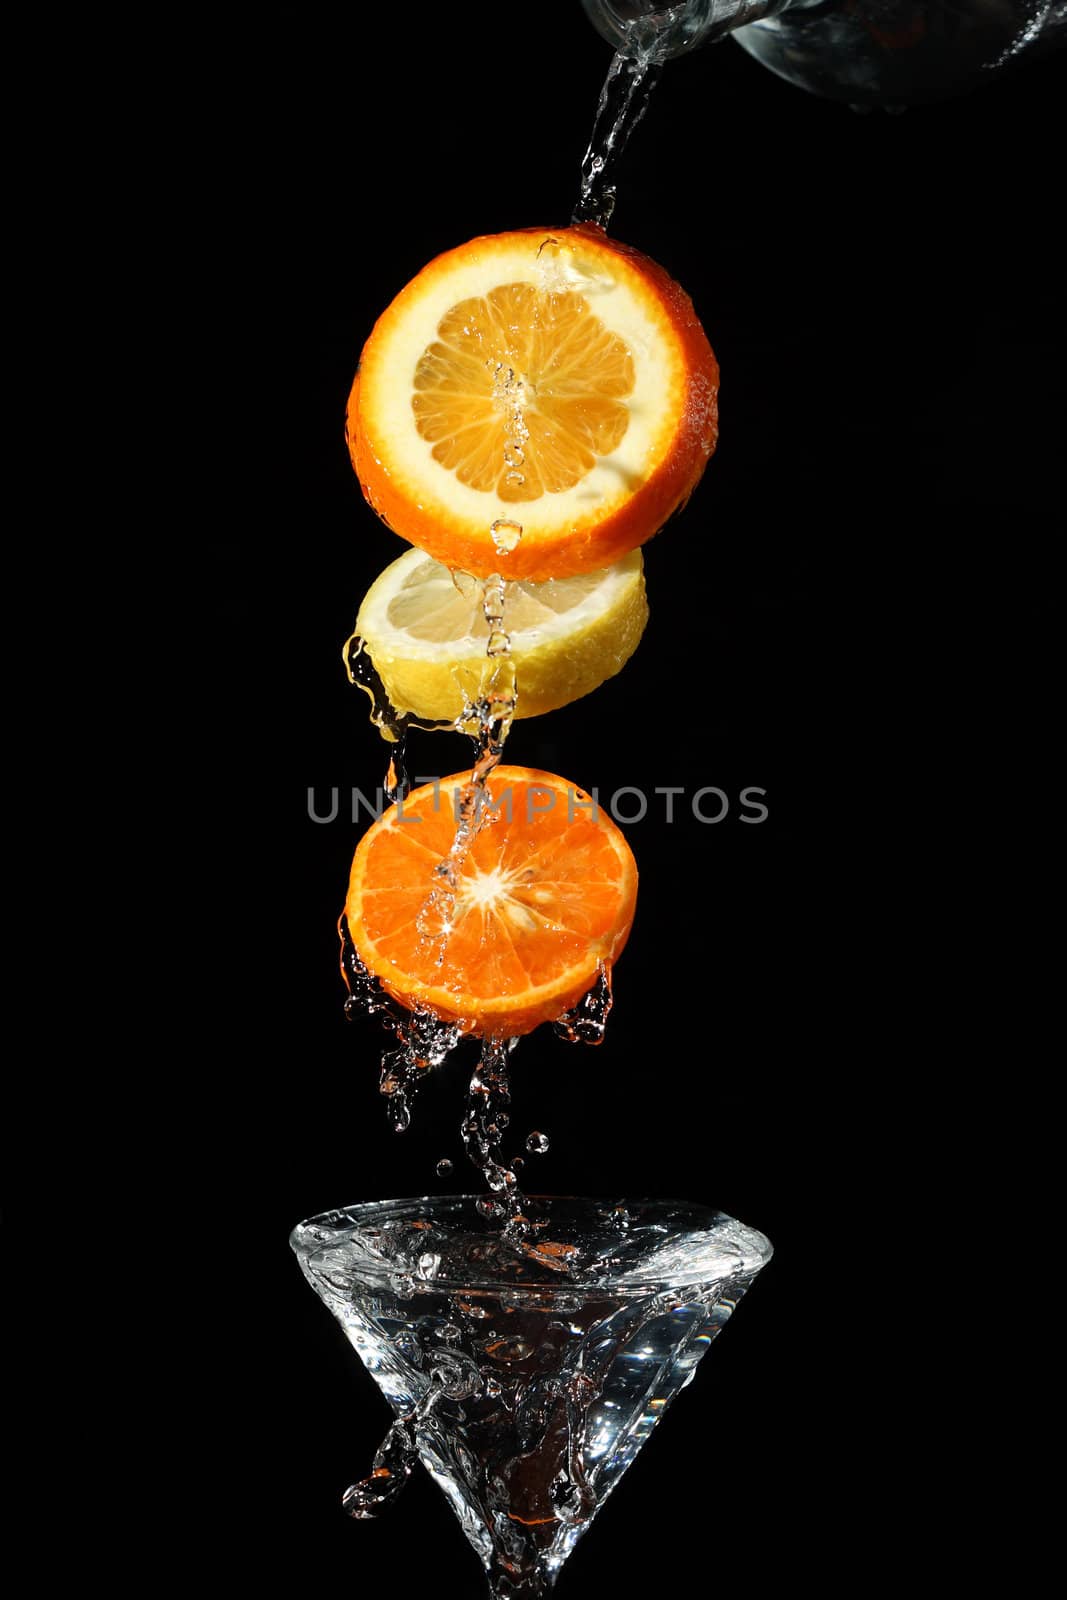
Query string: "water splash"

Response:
xmin=482 ymin=573 xmax=512 ymax=662
xmin=491 ymin=363 xmax=530 ymax=493
xmin=414 ymin=577 xmax=517 ymax=967
xmin=461 ymin=1037 xmax=527 ymax=1228
xmin=983 ymin=0 xmax=1055 ymax=70
xmin=341 ymin=1415 xmax=417 ymax=1518
xmin=343 ymin=912 xmax=620 ymax=1189
xmin=341 ymin=1348 xmax=481 ymax=1518
xmin=552 ymin=963 xmax=614 ymax=1045
xmin=340 ymin=916 xmax=462 ymax=1134
xmin=573 ymin=50 xmax=662 ymax=229
xmin=343 ymin=634 xmax=414 ymax=800
xmin=344 ymin=630 xmax=482 ymax=803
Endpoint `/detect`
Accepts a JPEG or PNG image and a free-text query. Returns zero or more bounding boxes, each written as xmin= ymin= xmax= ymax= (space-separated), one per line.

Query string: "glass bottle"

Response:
xmin=580 ymin=0 xmax=1067 ymax=106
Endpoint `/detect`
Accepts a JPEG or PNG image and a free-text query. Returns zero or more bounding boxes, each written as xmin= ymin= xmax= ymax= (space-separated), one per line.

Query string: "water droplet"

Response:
xmin=490 ymin=519 xmax=523 ymax=555
xmin=551 ymin=1472 xmax=595 ymax=1523
xmin=391 ymin=1331 xmax=420 ymax=1365
xmin=342 ymin=1465 xmax=410 ymax=1519
xmin=391 ymin=1100 xmax=411 ymax=1133
xmin=511 ymin=1155 xmax=524 ymax=1171
xmin=526 ymin=1131 xmax=550 ymax=1155
xmin=522 ymin=1238 xmax=578 ymax=1273
xmin=416 ymin=1252 xmax=441 ymax=1281
xmin=485 ymin=1335 xmax=534 ymax=1363
xmin=463 ymin=1040 xmax=526 ymax=1223
xmin=432 ymin=1351 xmax=480 ymax=1399
xmin=392 ymin=1275 xmax=416 ymax=1299
xmin=435 ymin=1157 xmax=453 ymax=1178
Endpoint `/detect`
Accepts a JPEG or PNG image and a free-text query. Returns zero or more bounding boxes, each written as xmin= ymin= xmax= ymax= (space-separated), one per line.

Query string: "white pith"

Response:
xmin=458 ymin=864 xmax=529 ymax=921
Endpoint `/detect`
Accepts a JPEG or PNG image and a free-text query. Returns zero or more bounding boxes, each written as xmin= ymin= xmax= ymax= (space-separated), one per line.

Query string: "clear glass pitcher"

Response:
xmin=580 ymin=1 xmax=1067 ymax=105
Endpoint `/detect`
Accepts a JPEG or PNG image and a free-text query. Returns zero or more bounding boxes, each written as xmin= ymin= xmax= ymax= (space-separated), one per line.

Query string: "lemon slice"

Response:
xmin=352 ymin=547 xmax=648 ymax=723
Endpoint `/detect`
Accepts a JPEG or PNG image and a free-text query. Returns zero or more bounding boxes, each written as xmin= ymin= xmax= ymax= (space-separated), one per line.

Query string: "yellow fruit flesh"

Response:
xmin=354 ymin=551 xmax=648 ymax=725
xmin=386 ymin=560 xmax=628 ymax=643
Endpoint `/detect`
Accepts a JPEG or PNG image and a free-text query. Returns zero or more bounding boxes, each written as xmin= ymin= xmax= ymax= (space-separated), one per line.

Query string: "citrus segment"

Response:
xmin=351 ymin=546 xmax=649 ymax=724
xmin=347 ymin=223 xmax=718 ymax=580
xmin=344 ymin=767 xmax=638 ymax=1038
xmin=412 ymin=281 xmax=635 ymax=500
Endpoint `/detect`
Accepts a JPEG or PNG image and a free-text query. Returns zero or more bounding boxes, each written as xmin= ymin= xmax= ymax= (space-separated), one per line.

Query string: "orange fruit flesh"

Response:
xmin=412 ymin=281 xmax=635 ymax=502
xmin=345 ymin=767 xmax=638 ymax=1038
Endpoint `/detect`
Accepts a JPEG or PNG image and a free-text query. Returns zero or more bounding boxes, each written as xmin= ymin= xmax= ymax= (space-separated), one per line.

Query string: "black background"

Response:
xmin=190 ymin=5 xmax=1060 ymax=1593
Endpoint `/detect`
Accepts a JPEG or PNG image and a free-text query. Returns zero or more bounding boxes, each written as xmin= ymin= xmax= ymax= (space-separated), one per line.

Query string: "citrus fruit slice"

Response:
xmin=347 ymin=223 xmax=718 ymax=581
xmin=351 ymin=546 xmax=649 ymax=725
xmin=344 ymin=766 xmax=638 ymax=1038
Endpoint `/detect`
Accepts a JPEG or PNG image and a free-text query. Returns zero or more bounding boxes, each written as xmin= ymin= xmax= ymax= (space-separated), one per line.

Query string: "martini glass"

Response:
xmin=291 ymin=1195 xmax=772 ymax=1597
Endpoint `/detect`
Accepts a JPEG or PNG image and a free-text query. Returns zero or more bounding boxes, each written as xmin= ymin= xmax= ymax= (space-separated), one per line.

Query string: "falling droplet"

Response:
xmin=341 ymin=1421 xmax=415 ymax=1518
xmin=553 ymin=963 xmax=613 ymax=1045
xmin=526 ymin=1131 xmax=550 ymax=1155
xmin=391 ymin=1099 xmax=412 ymax=1133
xmin=436 ymin=1157 xmax=453 ymax=1178
xmin=490 ymin=519 xmax=523 ymax=556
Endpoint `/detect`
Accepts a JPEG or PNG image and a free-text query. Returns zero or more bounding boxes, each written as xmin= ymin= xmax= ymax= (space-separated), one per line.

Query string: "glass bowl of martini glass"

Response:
xmin=292 ymin=1194 xmax=771 ymax=1598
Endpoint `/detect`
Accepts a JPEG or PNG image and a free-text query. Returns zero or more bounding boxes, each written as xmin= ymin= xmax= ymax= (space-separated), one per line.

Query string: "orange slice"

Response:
xmin=344 ymin=766 xmax=638 ymax=1038
xmin=347 ymin=223 xmax=718 ymax=581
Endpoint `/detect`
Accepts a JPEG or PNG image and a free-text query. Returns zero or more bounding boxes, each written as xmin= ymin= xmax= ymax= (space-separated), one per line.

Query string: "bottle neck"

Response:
xmin=580 ymin=0 xmax=815 ymax=60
